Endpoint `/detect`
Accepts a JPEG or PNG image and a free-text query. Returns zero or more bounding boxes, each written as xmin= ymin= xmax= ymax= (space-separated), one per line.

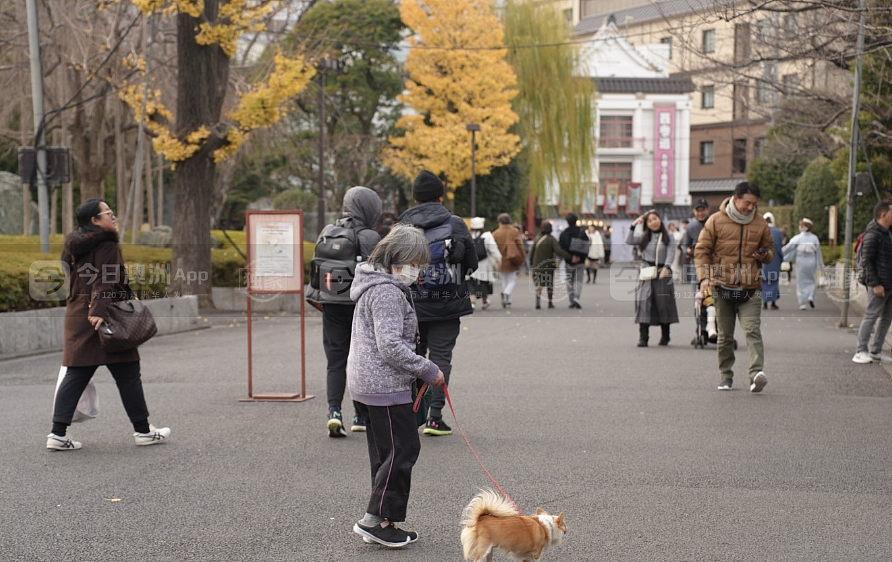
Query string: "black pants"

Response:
xmin=416 ymin=319 xmax=461 ymax=419
xmin=323 ymin=303 xmax=361 ymax=415
xmin=355 ymin=402 xmax=420 ymax=523
xmin=53 ymin=361 xmax=149 ymax=428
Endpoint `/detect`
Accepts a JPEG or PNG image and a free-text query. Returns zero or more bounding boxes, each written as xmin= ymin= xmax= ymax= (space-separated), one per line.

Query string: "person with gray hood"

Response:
xmin=348 ymin=224 xmax=445 ymax=548
xmin=398 ymin=170 xmax=477 ymax=436
xmin=307 ymin=186 xmax=382 ymax=437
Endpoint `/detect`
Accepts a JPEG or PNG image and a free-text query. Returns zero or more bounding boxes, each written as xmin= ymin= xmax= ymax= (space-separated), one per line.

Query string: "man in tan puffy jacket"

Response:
xmin=694 ymin=182 xmax=774 ymax=393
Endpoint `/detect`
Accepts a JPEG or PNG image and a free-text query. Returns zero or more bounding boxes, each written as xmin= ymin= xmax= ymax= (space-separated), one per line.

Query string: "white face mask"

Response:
xmin=800 ymin=226 xmax=808 ymax=233
xmin=393 ymin=264 xmax=420 ymax=285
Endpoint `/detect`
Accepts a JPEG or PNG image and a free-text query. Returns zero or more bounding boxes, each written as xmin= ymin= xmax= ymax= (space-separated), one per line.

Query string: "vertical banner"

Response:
xmin=603 ymin=181 xmax=620 ymax=215
xmin=626 ymin=182 xmax=641 ymax=215
xmin=654 ymin=107 xmax=676 ymax=202
xmin=582 ymin=183 xmax=597 ymax=214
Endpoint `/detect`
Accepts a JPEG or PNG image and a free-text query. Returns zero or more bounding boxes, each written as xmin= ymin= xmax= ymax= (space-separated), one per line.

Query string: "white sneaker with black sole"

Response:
xmin=750 ymin=371 xmax=768 ymax=393
xmin=852 ymin=351 xmax=873 ymax=364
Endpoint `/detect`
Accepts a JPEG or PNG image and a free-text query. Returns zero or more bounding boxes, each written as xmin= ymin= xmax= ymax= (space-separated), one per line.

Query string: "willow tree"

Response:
xmin=503 ymin=0 xmax=595 ymax=209
xmin=382 ymin=0 xmax=521 ymax=197
xmin=116 ymin=0 xmax=315 ymax=305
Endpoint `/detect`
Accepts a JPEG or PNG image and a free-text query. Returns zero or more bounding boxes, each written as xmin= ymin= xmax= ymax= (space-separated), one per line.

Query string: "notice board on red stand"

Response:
xmin=240 ymin=211 xmax=313 ymax=402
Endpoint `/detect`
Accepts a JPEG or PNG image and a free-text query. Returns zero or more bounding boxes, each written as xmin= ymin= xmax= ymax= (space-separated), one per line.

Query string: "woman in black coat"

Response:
xmin=48 ymin=199 xmax=169 ymax=451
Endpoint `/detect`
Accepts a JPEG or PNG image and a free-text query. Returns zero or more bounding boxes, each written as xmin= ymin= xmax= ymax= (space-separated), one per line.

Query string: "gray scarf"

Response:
xmin=725 ymin=197 xmax=755 ymax=225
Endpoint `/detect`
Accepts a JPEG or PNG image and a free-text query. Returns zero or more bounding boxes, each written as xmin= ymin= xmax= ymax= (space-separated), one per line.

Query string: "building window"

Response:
xmin=783 ymin=14 xmax=799 ymax=40
xmin=732 ymin=139 xmax=747 ymax=173
xmin=599 ymin=116 xmax=633 ymax=148
xmin=782 ymin=73 xmax=800 ymax=95
xmin=700 ymin=141 xmax=715 ymax=165
xmin=598 ymin=162 xmax=633 ymax=188
xmin=757 ymin=61 xmax=778 ymax=104
xmin=754 ymin=138 xmax=766 ymax=160
xmin=702 ymin=85 xmax=715 ymax=109
xmin=703 ymin=29 xmax=716 ymax=54
xmin=660 ymin=37 xmax=673 ymax=59
xmin=563 ymin=9 xmax=572 ymax=28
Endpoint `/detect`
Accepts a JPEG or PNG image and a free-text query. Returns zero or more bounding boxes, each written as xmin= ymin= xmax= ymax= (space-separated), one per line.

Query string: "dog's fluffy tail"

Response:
xmin=461 ymin=489 xmax=519 ymax=528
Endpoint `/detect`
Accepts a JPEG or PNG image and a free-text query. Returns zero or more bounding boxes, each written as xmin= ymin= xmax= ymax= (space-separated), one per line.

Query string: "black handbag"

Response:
xmin=98 ymin=287 xmax=158 ymax=353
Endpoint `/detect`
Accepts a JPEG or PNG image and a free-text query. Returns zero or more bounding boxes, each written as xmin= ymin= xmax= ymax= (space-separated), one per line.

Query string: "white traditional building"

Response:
xmin=577 ymin=18 xmax=695 ymax=220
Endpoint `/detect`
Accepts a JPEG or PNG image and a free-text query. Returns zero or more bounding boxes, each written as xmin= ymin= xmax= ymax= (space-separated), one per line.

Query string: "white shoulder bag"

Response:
xmin=639 ymin=238 xmax=661 ymax=281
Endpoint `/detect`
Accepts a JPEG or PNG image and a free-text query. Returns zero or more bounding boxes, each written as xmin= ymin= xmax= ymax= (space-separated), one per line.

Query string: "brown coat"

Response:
xmin=62 ymin=230 xmax=139 ymax=367
xmin=694 ymin=197 xmax=775 ymax=290
xmin=492 ymin=224 xmax=526 ymax=273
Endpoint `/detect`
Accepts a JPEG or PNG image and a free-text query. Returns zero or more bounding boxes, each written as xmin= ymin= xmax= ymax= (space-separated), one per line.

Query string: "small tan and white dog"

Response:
xmin=460 ymin=489 xmax=568 ymax=562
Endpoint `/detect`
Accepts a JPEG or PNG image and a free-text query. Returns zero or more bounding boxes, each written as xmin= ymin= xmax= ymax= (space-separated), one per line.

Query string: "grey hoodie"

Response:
xmin=347 ymin=263 xmax=440 ymax=406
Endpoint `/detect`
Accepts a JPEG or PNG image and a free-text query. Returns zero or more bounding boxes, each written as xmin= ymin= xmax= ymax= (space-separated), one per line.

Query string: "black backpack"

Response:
xmin=310 ymin=218 xmax=369 ymax=302
xmin=417 ymin=218 xmax=460 ymax=296
xmin=473 ymin=233 xmax=488 ymax=260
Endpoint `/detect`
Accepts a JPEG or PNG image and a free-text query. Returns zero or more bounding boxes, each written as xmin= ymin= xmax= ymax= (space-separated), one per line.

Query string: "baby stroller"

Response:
xmin=691 ymin=286 xmax=737 ymax=349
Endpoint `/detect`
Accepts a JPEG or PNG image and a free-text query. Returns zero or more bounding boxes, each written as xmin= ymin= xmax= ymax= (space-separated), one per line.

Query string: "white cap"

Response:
xmin=470 ymin=217 xmax=485 ymax=230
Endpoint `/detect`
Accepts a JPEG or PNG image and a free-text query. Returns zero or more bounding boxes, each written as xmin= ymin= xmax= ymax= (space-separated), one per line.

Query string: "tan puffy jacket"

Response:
xmin=694 ymin=198 xmax=774 ymax=289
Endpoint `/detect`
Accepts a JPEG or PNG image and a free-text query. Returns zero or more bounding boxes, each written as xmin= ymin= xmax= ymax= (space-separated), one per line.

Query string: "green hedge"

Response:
xmin=0 ymin=234 xmax=315 ymax=313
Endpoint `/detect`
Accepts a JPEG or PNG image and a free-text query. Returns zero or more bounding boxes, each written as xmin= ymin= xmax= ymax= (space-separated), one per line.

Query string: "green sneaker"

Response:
xmin=327 ymin=409 xmax=346 ymax=438
xmin=423 ymin=417 xmax=452 ymax=436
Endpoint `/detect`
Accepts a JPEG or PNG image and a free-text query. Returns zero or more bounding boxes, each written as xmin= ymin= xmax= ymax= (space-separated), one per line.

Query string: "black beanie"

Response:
xmin=412 ymin=170 xmax=445 ymax=202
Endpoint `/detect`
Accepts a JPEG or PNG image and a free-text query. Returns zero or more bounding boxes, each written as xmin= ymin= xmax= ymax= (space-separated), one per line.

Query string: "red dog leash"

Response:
xmin=414 ymin=382 xmax=525 ymax=516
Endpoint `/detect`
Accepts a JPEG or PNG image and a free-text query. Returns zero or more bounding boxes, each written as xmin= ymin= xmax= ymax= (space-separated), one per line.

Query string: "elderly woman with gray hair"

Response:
xmin=348 ymin=224 xmax=445 ymax=548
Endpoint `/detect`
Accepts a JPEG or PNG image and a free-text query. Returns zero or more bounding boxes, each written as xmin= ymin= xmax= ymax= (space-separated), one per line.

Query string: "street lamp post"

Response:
xmin=317 ymin=57 xmax=338 ymax=235
xmin=467 ymin=124 xmax=480 ymax=217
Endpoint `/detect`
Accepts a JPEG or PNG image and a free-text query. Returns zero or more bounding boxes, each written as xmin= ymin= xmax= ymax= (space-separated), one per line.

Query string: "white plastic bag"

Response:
xmin=54 ymin=366 xmax=100 ymax=423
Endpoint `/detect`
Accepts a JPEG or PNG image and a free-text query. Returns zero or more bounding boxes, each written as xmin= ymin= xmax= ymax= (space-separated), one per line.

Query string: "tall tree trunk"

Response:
xmin=169 ymin=1 xmax=230 ymax=308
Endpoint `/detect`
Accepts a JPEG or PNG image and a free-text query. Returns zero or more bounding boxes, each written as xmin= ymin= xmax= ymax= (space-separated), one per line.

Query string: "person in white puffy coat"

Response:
xmin=467 ymin=217 xmax=502 ymax=310
xmin=586 ymin=225 xmax=605 ymax=283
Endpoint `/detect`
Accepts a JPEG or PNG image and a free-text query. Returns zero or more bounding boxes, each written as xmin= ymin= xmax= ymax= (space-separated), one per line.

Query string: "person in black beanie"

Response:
xmin=398 ymin=170 xmax=477 ymax=436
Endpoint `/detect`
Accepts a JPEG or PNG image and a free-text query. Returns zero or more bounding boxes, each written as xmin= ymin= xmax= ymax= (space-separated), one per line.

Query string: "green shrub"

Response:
xmin=0 ymin=234 xmax=316 ymax=312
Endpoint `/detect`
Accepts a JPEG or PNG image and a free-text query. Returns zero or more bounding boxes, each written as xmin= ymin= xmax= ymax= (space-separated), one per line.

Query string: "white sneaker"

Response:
xmin=750 ymin=372 xmax=768 ymax=393
xmin=852 ymin=351 xmax=873 ymax=364
xmin=46 ymin=433 xmax=81 ymax=451
xmin=869 ymin=352 xmax=883 ymax=362
xmin=799 ymin=304 xmax=807 ymax=310
xmin=134 ymin=425 xmax=170 ymax=446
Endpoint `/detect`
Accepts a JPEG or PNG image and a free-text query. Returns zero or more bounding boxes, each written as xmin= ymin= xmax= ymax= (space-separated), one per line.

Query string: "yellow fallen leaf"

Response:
xmin=104 ymin=498 xmax=122 ymax=502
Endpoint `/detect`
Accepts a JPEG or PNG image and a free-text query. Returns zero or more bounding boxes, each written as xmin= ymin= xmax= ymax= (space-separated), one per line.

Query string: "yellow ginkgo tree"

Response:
xmin=116 ymin=0 xmax=315 ymax=305
xmin=383 ymin=0 xmax=521 ymax=197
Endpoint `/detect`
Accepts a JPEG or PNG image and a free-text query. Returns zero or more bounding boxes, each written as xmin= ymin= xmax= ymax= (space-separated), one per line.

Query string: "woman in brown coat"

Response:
xmin=48 ymin=199 xmax=170 ymax=451
xmin=492 ymin=213 xmax=527 ymax=309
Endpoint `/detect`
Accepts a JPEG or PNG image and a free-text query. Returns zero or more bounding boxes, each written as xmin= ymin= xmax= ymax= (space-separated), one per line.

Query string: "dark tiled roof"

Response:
xmin=596 ymin=76 xmax=695 ymax=93
xmin=575 ymin=0 xmax=737 ymax=36
xmin=690 ymin=178 xmax=741 ymax=193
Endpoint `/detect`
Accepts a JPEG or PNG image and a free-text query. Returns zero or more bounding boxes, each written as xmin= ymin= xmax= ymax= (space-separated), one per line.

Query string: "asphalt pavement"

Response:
xmin=2 ymin=264 xmax=892 ymax=562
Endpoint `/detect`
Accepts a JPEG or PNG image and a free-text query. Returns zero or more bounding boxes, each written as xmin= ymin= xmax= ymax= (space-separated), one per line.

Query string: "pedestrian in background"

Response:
xmin=586 ymin=224 xmax=605 ymax=284
xmin=348 ymin=225 xmax=445 ymax=548
xmin=626 ymin=210 xmax=679 ymax=347
xmin=493 ymin=213 xmax=526 ymax=309
xmin=467 ymin=216 xmax=501 ymax=310
xmin=680 ymin=199 xmax=710 ymax=289
xmin=308 ymin=186 xmax=382 ymax=437
xmin=398 ymin=170 xmax=476 ymax=437
xmin=852 ymin=201 xmax=892 ymax=364
xmin=558 ymin=212 xmax=589 ymax=309
xmin=49 ymin=198 xmax=170 ymax=451
xmin=694 ymin=182 xmax=774 ymax=392
xmin=782 ymin=218 xmax=824 ymax=310
xmin=530 ymin=220 xmax=571 ymax=309
xmin=761 ymin=212 xmax=784 ymax=310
